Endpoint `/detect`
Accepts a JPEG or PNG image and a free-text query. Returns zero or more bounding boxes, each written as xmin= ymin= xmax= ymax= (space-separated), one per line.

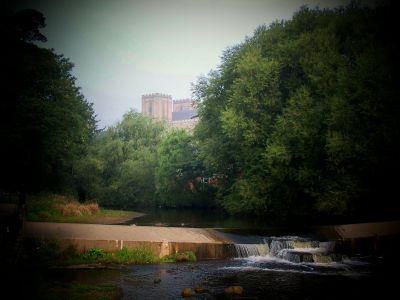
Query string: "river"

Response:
xmin=19 ymin=209 xmax=400 ymax=299
xmin=29 ymin=252 xmax=394 ymax=299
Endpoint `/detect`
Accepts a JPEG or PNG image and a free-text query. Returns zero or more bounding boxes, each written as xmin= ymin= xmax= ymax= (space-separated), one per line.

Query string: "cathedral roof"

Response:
xmin=172 ymin=109 xmax=198 ymax=121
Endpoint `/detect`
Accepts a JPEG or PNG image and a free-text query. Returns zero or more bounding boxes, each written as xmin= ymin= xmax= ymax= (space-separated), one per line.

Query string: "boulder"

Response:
xmin=182 ymin=288 xmax=195 ymax=297
xmin=153 ymin=278 xmax=161 ymax=284
xmin=225 ymin=286 xmax=244 ymax=295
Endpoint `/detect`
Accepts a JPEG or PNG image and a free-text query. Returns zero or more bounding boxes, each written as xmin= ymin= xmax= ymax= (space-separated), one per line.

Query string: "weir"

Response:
xmin=23 ymin=220 xmax=400 ymax=261
xmin=23 ymin=221 xmax=234 ymax=259
xmin=234 ymin=243 xmax=269 ymax=257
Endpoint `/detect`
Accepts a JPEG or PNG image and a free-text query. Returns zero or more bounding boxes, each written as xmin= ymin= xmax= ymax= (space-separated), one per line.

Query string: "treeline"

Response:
xmin=73 ymin=111 xmax=213 ymax=209
xmin=2 ymin=3 xmax=399 ymax=222
xmin=193 ymin=3 xmax=400 ymax=221
xmin=0 ymin=9 xmax=207 ymax=209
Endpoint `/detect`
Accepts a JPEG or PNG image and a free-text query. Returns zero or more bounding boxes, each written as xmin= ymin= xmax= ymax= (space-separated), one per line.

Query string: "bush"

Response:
xmin=114 ymin=247 xmax=157 ymax=264
xmin=81 ymin=248 xmax=106 ymax=260
xmin=161 ymin=251 xmax=197 ymax=263
xmin=56 ymin=201 xmax=100 ymax=216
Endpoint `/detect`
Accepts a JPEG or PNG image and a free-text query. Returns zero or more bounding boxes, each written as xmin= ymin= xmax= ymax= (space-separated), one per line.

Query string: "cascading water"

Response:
xmin=269 ymin=239 xmax=294 ymax=256
xmin=234 ymin=243 xmax=269 ymax=258
xmin=233 ymin=236 xmax=338 ymax=264
xmin=276 ymin=249 xmax=315 ymax=263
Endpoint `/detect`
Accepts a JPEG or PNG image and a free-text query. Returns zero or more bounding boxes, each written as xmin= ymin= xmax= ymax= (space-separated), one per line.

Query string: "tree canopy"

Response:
xmin=74 ymin=111 xmax=166 ymax=208
xmin=155 ymin=129 xmax=215 ymax=208
xmin=193 ymin=3 xmax=400 ymax=222
xmin=0 ymin=9 xmax=96 ymax=194
xmin=3 ymin=4 xmax=399 ymax=224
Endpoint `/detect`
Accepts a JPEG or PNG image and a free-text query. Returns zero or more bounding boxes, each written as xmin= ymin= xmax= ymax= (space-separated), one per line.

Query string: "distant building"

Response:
xmin=171 ymin=99 xmax=198 ymax=132
xmin=141 ymin=94 xmax=198 ymax=132
xmin=141 ymin=93 xmax=172 ymax=122
xmin=173 ymin=99 xmax=195 ymax=112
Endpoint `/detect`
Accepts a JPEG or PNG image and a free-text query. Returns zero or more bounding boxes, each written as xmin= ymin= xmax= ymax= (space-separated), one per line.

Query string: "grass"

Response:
xmin=26 ymin=193 xmax=139 ymax=224
xmin=64 ymin=247 xmax=160 ymax=265
xmin=65 ymin=247 xmax=197 ymax=265
xmin=23 ymin=238 xmax=197 ymax=266
xmin=161 ymin=251 xmax=197 ymax=263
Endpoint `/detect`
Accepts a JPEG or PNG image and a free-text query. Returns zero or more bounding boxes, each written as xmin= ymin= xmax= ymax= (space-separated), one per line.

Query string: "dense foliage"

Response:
xmin=193 ymin=4 xmax=400 ymax=221
xmin=3 ymin=4 xmax=399 ymax=223
xmin=74 ymin=111 xmax=166 ymax=208
xmin=155 ymin=129 xmax=215 ymax=208
xmin=74 ymin=114 xmax=212 ymax=209
xmin=0 ymin=9 xmax=96 ymax=195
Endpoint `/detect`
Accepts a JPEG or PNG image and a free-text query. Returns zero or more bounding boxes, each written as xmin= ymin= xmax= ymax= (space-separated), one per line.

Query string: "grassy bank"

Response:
xmin=26 ymin=193 xmax=143 ymax=224
xmin=23 ymin=238 xmax=196 ymax=267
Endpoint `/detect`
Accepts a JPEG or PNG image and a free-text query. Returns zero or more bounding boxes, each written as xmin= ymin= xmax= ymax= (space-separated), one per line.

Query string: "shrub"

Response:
xmin=81 ymin=248 xmax=106 ymax=260
xmin=56 ymin=201 xmax=100 ymax=216
xmin=114 ymin=247 xmax=157 ymax=264
xmin=161 ymin=251 xmax=197 ymax=263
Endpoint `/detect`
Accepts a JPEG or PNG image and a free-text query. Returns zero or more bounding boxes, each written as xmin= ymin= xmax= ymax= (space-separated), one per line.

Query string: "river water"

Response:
xmin=29 ymin=232 xmax=396 ymax=299
xmin=39 ymin=253 xmax=393 ymax=299
xmin=123 ymin=208 xmax=268 ymax=229
xmin=23 ymin=209 xmax=400 ymax=299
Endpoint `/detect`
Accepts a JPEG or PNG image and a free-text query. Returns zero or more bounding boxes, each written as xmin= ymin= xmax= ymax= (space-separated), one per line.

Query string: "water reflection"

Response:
xmin=41 ymin=257 xmax=391 ymax=300
xmin=124 ymin=208 xmax=286 ymax=229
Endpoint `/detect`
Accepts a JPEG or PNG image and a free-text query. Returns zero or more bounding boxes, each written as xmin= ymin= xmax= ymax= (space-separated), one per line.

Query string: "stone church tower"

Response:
xmin=141 ymin=93 xmax=172 ymax=122
xmin=141 ymin=93 xmax=198 ymax=131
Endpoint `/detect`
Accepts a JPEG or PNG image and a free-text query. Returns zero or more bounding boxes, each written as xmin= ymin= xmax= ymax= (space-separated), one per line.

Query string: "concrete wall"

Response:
xmin=54 ymin=238 xmax=233 ymax=260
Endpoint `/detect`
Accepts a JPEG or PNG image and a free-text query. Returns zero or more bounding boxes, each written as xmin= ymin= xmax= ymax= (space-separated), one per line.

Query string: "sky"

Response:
xmin=11 ymin=0 xmax=359 ymax=127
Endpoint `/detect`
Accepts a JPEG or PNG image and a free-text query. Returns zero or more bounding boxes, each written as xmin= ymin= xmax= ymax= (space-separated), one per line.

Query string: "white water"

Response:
xmin=229 ymin=238 xmax=368 ymax=278
xmin=234 ymin=243 xmax=269 ymax=257
xmin=233 ymin=236 xmax=338 ymax=264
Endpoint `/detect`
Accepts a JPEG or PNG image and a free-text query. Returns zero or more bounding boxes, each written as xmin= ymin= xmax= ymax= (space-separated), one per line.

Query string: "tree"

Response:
xmin=155 ymin=129 xmax=215 ymax=208
xmin=74 ymin=111 xmax=166 ymax=208
xmin=0 ymin=9 xmax=96 ymax=195
xmin=194 ymin=3 xmax=400 ymax=222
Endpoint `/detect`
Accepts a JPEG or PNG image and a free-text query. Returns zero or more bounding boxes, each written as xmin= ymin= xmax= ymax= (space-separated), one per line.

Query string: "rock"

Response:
xmin=312 ymin=253 xmax=333 ymax=263
xmin=182 ymin=288 xmax=195 ymax=297
xmin=225 ymin=286 xmax=244 ymax=296
xmin=153 ymin=278 xmax=161 ymax=284
xmin=194 ymin=286 xmax=207 ymax=294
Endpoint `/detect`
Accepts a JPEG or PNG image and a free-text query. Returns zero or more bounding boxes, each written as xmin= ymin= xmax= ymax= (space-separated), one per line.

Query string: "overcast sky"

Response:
xmin=12 ymin=0 xmax=360 ymax=127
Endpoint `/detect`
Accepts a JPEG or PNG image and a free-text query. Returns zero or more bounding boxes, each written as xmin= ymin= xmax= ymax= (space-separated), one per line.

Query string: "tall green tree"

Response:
xmin=74 ymin=111 xmax=165 ymax=208
xmin=194 ymin=3 xmax=400 ymax=221
xmin=155 ymin=129 xmax=215 ymax=208
xmin=0 ymin=9 xmax=96 ymax=195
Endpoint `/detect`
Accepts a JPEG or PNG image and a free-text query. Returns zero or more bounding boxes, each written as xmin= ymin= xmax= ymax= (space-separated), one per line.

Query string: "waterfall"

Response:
xmin=232 ymin=236 xmax=340 ymax=264
xmin=269 ymin=239 xmax=294 ymax=256
xmin=234 ymin=243 xmax=269 ymax=258
xmin=277 ymin=249 xmax=314 ymax=263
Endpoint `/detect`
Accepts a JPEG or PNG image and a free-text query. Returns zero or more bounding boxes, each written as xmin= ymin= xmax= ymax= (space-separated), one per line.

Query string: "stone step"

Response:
xmin=277 ymin=248 xmax=341 ymax=263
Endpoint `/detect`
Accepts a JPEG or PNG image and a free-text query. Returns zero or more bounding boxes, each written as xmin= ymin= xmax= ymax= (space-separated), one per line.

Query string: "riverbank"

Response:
xmin=26 ymin=194 xmax=144 ymax=224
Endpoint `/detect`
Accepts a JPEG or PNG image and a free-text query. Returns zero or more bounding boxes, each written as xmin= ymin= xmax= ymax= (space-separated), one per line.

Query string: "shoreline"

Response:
xmin=27 ymin=208 xmax=145 ymax=225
